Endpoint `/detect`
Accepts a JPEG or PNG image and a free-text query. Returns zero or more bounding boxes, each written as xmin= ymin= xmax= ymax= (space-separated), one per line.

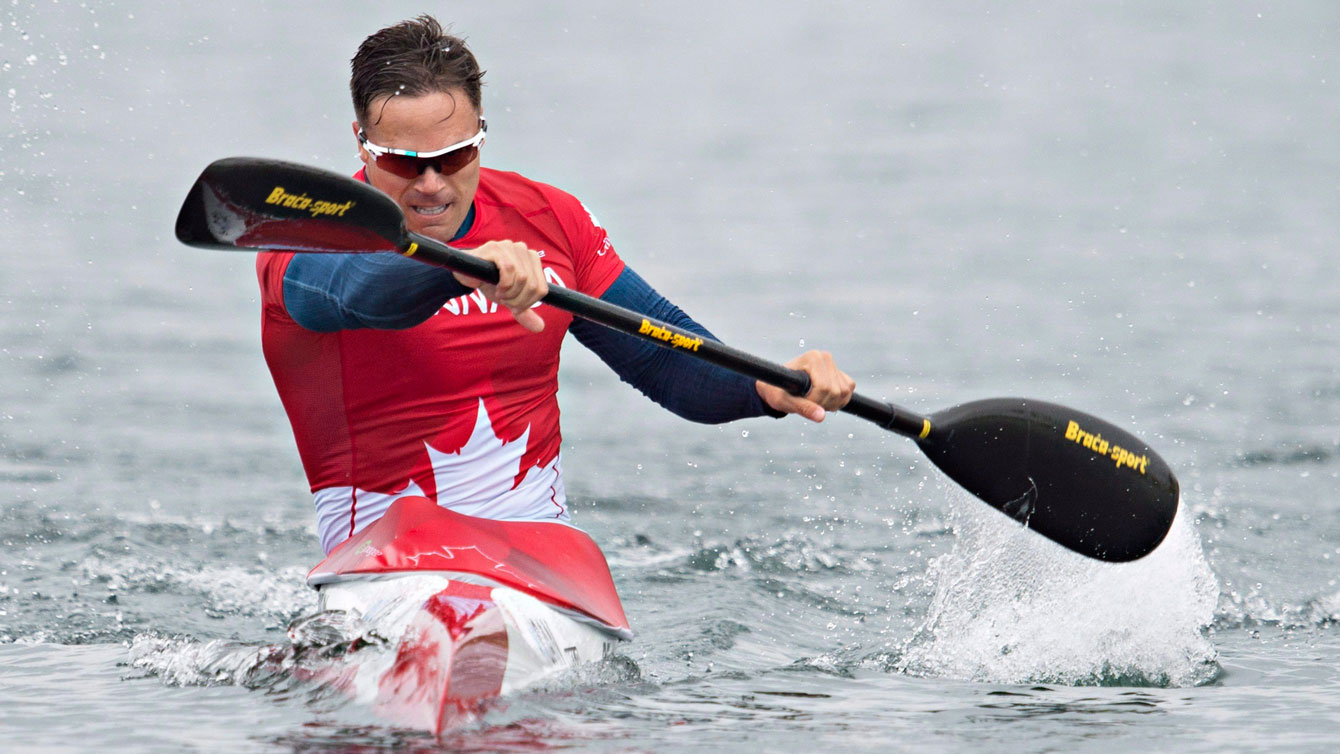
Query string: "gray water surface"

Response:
xmin=3 ymin=2 xmax=1337 ymax=752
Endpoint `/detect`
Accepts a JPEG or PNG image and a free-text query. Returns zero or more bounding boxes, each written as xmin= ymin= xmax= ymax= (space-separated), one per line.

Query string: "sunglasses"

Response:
xmin=358 ymin=118 xmax=487 ymax=179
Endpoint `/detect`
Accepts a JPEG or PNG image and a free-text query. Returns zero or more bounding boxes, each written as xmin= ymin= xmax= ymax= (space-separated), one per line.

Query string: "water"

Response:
xmin=3 ymin=1 xmax=1337 ymax=751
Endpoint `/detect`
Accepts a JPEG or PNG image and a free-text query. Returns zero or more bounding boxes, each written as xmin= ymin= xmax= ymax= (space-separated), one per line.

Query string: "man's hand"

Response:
xmin=756 ymin=350 xmax=855 ymax=422
xmin=453 ymin=240 xmax=549 ymax=332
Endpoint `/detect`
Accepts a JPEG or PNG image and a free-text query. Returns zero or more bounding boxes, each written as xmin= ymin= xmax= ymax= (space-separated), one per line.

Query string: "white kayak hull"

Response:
xmin=309 ymin=573 xmax=622 ymax=732
xmin=296 ymin=497 xmax=632 ymax=733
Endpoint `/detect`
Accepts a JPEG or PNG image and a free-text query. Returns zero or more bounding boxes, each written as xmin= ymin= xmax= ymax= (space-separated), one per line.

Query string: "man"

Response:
xmin=257 ymin=16 xmax=854 ymax=554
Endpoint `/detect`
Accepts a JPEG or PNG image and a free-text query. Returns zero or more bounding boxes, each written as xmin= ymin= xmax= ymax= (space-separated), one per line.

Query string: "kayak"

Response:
xmin=299 ymin=496 xmax=630 ymax=733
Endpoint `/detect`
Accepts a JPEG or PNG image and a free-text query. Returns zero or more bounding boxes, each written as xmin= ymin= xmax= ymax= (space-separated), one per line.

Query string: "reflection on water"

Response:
xmin=975 ymin=687 xmax=1170 ymax=720
xmin=269 ymin=718 xmax=580 ymax=754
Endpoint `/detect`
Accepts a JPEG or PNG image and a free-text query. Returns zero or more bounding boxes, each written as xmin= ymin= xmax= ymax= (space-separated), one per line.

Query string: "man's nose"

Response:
xmin=413 ymin=165 xmax=448 ymax=191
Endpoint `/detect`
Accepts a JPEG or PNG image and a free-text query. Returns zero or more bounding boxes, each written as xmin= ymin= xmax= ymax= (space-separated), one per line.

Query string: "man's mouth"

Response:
xmin=410 ymin=203 xmax=450 ymax=216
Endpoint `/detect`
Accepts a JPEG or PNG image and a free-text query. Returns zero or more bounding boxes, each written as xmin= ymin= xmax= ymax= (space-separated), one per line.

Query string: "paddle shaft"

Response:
xmin=404 ymin=232 xmax=930 ymax=438
xmin=171 ymin=157 xmax=1180 ymax=561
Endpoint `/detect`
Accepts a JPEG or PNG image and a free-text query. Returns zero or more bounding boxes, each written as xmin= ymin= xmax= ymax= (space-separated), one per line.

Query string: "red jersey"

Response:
xmin=257 ymin=168 xmax=625 ymax=553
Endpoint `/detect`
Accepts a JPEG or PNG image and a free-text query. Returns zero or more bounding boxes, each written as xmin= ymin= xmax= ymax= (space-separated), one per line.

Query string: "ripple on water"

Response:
xmin=0 ymin=502 xmax=317 ymax=644
xmin=1234 ymin=440 xmax=1339 ymax=467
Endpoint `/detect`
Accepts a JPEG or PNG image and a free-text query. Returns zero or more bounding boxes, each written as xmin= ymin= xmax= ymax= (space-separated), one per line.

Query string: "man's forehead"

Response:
xmin=366 ymin=88 xmax=477 ymax=125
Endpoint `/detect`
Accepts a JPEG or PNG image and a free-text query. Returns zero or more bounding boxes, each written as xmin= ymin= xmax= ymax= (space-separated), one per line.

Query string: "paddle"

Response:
xmin=175 ymin=157 xmax=1179 ymax=562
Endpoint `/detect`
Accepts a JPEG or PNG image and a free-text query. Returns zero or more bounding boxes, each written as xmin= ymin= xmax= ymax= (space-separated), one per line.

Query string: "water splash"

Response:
xmin=127 ymin=634 xmax=279 ymax=687
xmin=80 ymin=557 xmax=315 ymax=628
xmin=128 ymin=604 xmax=640 ymax=732
xmin=1215 ymin=586 xmax=1340 ymax=630
xmin=682 ymin=534 xmax=864 ymax=575
xmin=128 ymin=609 xmax=394 ymax=713
xmin=892 ymin=489 xmax=1220 ymax=687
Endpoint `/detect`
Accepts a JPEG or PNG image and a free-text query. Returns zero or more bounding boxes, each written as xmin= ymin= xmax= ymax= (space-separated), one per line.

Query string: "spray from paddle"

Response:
xmin=893 ymin=488 xmax=1218 ymax=687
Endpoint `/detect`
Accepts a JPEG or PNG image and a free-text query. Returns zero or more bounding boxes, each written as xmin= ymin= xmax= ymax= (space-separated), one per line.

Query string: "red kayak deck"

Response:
xmin=307 ymin=497 xmax=630 ymax=635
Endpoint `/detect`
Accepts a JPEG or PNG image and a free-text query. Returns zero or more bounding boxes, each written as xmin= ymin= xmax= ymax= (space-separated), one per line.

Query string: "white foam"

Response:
xmin=895 ymin=489 xmax=1220 ymax=686
xmin=80 ymin=557 xmax=317 ymax=625
xmin=174 ymin=565 xmax=316 ymax=621
xmin=127 ymin=635 xmax=272 ymax=687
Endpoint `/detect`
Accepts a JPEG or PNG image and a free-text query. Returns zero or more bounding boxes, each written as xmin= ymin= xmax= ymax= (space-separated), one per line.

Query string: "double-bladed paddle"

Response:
xmin=175 ymin=157 xmax=1179 ymax=562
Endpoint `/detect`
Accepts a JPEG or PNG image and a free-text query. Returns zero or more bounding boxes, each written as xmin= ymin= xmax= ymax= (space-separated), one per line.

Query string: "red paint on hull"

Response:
xmin=373 ymin=581 xmax=510 ymax=734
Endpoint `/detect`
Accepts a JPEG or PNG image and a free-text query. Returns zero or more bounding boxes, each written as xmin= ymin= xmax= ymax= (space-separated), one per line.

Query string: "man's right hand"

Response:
xmin=453 ymin=240 xmax=549 ymax=332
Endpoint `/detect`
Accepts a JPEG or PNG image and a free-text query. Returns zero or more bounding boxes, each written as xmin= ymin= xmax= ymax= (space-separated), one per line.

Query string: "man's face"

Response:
xmin=354 ymin=89 xmax=482 ymax=241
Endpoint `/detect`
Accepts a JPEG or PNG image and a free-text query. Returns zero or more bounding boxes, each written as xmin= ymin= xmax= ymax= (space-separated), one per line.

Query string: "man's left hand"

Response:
xmin=756 ymin=350 xmax=855 ymax=423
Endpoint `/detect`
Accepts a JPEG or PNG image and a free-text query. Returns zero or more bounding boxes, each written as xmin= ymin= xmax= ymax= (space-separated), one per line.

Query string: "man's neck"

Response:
xmin=451 ymin=203 xmax=476 ymax=242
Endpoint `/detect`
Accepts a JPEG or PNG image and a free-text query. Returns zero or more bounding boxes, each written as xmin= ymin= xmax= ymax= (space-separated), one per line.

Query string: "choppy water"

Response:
xmin=3 ymin=2 xmax=1338 ymax=752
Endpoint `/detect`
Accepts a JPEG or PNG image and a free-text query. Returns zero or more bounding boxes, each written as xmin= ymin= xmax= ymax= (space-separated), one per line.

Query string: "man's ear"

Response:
xmin=352 ymin=121 xmax=371 ymax=167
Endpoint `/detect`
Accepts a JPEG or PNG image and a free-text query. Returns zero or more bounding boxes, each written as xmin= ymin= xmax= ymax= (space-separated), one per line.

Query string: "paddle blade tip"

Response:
xmin=174 ymin=157 xmax=408 ymax=254
xmin=920 ymin=397 xmax=1179 ymax=563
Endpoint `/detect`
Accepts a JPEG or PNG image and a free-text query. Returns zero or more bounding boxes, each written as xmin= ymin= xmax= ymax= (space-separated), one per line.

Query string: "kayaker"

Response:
xmin=256 ymin=15 xmax=856 ymax=554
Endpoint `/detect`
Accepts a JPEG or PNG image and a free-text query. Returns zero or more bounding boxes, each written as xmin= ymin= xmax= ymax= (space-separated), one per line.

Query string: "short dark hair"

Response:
xmin=349 ymin=15 xmax=484 ymax=126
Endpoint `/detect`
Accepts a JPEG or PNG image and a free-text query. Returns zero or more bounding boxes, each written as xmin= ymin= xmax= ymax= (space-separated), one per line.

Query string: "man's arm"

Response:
xmin=283 ymin=251 xmax=852 ymax=420
xmin=569 ymin=266 xmax=782 ymax=423
xmin=282 ymin=252 xmax=470 ymax=331
xmin=281 ymin=242 xmax=547 ymax=332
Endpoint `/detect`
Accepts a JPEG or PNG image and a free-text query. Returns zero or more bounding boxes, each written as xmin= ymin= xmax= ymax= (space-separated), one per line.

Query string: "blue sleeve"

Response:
xmin=569 ymin=266 xmax=781 ymax=424
xmin=281 ymin=252 xmax=472 ymax=332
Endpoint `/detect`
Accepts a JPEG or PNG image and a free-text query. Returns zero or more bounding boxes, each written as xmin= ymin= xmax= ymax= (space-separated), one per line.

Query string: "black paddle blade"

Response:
xmin=175 ymin=157 xmax=407 ymax=254
xmin=916 ymin=398 xmax=1178 ymax=562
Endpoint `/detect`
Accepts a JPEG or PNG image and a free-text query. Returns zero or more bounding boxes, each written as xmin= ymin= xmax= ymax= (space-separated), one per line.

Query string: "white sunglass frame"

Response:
xmin=358 ymin=118 xmax=488 ymax=159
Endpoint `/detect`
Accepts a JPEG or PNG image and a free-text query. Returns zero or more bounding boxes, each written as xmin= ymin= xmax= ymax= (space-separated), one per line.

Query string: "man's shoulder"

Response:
xmin=477 ymin=168 xmax=583 ymax=214
xmin=477 ymin=168 xmax=606 ymax=243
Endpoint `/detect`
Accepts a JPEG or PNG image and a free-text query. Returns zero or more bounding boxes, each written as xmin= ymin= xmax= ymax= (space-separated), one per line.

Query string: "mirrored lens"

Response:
xmin=374 ymin=145 xmax=479 ymax=179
